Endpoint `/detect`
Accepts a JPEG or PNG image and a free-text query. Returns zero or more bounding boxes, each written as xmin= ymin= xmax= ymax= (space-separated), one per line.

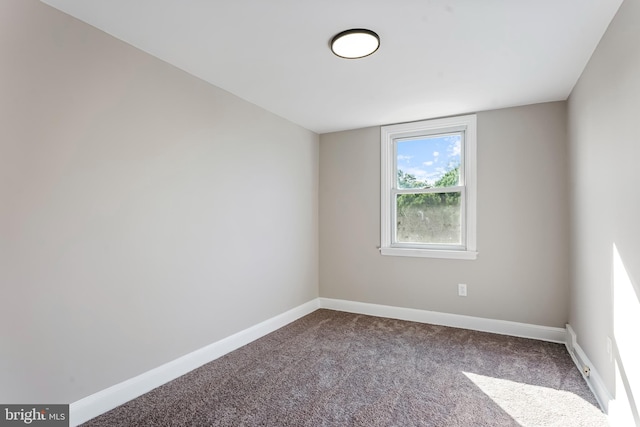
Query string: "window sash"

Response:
xmin=394 ymin=131 xmax=466 ymax=190
xmin=391 ymin=188 xmax=466 ymax=250
xmin=392 ymin=131 xmax=466 ymax=250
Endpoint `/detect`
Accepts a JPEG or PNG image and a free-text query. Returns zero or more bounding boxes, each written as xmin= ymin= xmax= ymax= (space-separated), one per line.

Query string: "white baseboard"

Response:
xmin=70 ymin=297 xmax=569 ymax=426
xmin=565 ymin=324 xmax=613 ymax=414
xmin=318 ymin=298 xmax=567 ymax=343
xmin=69 ymin=299 xmax=320 ymax=426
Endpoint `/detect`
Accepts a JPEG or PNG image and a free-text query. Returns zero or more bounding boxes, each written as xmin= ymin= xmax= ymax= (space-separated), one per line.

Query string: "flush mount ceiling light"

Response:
xmin=330 ymin=29 xmax=380 ymax=59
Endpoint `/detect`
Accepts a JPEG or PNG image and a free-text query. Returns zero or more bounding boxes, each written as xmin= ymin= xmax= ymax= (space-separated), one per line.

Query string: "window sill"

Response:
xmin=380 ymin=247 xmax=478 ymax=260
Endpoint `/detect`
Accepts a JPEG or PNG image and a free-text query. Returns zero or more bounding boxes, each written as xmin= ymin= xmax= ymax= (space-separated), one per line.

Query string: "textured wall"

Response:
xmin=567 ymin=0 xmax=640 ymax=422
xmin=320 ymin=102 xmax=569 ymax=327
xmin=0 ymin=0 xmax=318 ymax=403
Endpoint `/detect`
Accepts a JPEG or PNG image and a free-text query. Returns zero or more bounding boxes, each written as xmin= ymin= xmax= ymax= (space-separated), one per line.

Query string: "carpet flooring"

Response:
xmin=82 ymin=309 xmax=608 ymax=426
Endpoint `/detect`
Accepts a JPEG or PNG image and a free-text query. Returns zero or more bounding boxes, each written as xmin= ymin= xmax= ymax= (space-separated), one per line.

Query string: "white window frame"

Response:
xmin=380 ymin=114 xmax=477 ymax=260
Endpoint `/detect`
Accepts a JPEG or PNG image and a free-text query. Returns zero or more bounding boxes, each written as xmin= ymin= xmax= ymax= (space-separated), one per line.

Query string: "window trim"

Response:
xmin=380 ymin=114 xmax=478 ymax=260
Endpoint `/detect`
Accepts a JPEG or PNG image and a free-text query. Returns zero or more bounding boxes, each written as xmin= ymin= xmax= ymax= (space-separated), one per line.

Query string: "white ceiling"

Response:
xmin=41 ymin=0 xmax=622 ymax=134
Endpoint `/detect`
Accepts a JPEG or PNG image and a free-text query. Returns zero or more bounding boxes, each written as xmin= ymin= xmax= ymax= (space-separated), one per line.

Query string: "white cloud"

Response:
xmin=397 ymin=155 xmax=413 ymax=162
xmin=423 ymin=161 xmax=434 ymax=166
xmin=433 ymin=151 xmax=440 ymax=157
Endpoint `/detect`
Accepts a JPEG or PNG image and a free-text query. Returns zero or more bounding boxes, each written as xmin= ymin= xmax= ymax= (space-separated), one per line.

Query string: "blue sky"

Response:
xmin=396 ymin=134 xmax=461 ymax=185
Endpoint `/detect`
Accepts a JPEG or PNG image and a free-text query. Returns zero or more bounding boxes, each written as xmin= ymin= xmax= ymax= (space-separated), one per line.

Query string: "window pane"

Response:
xmin=397 ymin=134 xmax=461 ymax=189
xmin=396 ymin=192 xmax=461 ymax=245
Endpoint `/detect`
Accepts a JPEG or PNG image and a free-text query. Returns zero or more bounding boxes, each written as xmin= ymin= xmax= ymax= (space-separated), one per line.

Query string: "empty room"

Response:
xmin=1 ymin=0 xmax=638 ymax=426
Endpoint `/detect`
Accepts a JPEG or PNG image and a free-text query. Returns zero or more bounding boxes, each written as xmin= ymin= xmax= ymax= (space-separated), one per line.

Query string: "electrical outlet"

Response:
xmin=458 ymin=283 xmax=467 ymax=297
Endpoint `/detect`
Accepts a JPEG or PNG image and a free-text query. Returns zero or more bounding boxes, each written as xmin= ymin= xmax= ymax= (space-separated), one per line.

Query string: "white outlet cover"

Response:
xmin=458 ymin=284 xmax=467 ymax=297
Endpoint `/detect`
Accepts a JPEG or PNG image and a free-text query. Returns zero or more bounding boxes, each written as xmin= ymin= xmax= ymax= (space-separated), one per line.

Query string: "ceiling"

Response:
xmin=41 ymin=0 xmax=623 ymax=134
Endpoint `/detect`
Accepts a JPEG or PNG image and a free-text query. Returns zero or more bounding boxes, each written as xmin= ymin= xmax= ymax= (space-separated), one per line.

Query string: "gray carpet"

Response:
xmin=82 ymin=309 xmax=608 ymax=426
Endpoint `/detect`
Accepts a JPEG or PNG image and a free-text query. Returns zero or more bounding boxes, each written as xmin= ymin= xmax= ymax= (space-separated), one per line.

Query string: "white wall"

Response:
xmin=0 ymin=0 xmax=318 ymax=403
xmin=319 ymin=102 xmax=570 ymax=328
xmin=567 ymin=0 xmax=640 ymax=423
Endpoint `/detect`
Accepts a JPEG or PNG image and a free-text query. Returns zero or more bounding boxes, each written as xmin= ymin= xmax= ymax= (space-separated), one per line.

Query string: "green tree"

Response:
xmin=434 ymin=166 xmax=459 ymax=187
xmin=397 ymin=166 xmax=459 ymax=211
xmin=397 ymin=170 xmax=428 ymax=189
xmin=434 ymin=165 xmax=460 ymax=205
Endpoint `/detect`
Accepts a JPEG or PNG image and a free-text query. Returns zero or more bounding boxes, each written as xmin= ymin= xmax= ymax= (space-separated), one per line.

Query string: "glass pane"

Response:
xmin=396 ymin=192 xmax=461 ymax=245
xmin=397 ymin=134 xmax=461 ymax=189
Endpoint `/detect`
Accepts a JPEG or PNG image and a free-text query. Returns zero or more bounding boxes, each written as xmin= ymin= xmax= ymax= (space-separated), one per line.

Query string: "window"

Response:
xmin=380 ymin=114 xmax=477 ymax=259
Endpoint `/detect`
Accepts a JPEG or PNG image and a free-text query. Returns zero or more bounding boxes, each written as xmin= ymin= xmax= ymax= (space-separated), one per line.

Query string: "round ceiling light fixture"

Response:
xmin=330 ymin=29 xmax=380 ymax=59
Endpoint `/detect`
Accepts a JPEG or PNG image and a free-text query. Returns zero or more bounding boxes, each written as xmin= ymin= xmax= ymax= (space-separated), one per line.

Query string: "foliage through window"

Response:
xmin=381 ymin=115 xmax=477 ymax=259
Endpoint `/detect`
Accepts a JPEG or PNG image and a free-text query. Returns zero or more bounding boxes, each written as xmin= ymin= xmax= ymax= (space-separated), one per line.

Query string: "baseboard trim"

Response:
xmin=69 ymin=299 xmax=320 ymax=426
xmin=565 ymin=324 xmax=612 ymax=413
xmin=318 ymin=298 xmax=566 ymax=343
xmin=70 ymin=297 xmax=569 ymax=425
